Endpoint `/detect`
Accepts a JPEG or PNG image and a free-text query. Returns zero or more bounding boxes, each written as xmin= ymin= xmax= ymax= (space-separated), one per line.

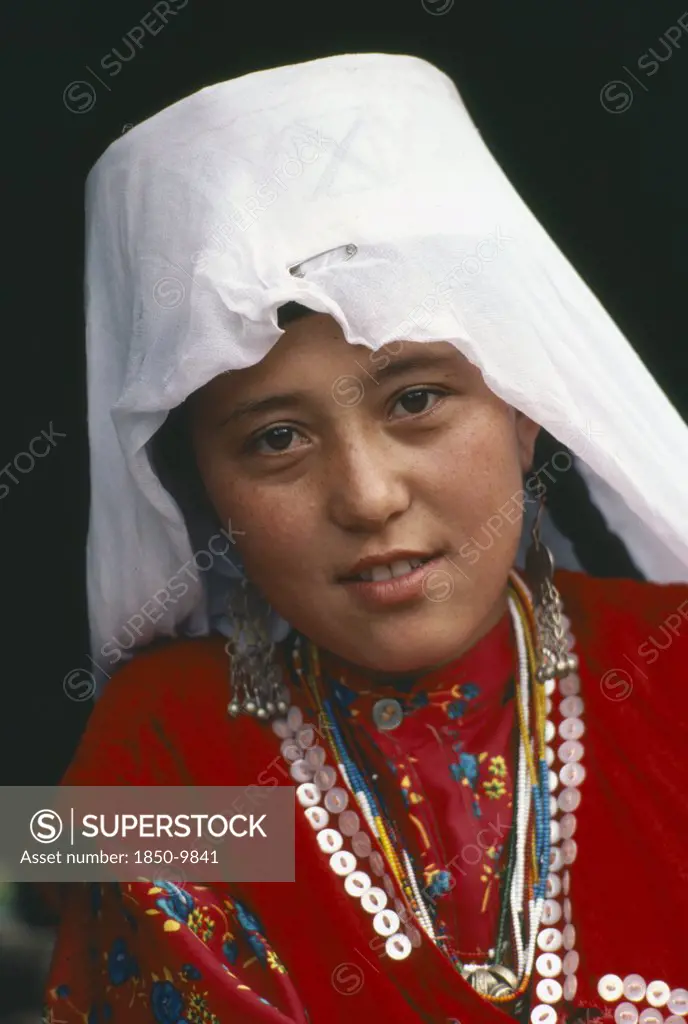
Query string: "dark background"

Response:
xmin=4 ymin=0 xmax=688 ymax=788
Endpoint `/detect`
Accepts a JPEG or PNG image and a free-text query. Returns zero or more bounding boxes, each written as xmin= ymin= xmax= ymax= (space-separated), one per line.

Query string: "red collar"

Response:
xmin=316 ymin=609 xmax=515 ymax=715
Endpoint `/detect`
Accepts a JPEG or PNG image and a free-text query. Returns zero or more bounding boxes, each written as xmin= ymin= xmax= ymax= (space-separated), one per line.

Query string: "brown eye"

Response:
xmin=246 ymin=425 xmax=307 ymax=455
xmin=266 ymin=427 xmax=296 ymax=450
xmin=392 ymin=387 xmax=447 ymax=418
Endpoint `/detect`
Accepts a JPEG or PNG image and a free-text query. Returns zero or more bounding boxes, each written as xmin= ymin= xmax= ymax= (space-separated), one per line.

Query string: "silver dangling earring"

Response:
xmin=525 ymin=495 xmax=579 ymax=683
xmin=226 ymin=576 xmax=291 ymax=721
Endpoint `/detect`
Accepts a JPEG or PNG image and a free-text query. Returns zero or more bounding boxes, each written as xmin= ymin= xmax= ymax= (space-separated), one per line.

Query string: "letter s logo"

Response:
xmin=30 ymin=809 xmax=63 ymax=843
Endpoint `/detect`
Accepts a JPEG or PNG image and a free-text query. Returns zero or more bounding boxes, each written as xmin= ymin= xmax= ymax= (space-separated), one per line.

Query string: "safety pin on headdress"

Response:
xmin=288 ymin=243 xmax=358 ymax=278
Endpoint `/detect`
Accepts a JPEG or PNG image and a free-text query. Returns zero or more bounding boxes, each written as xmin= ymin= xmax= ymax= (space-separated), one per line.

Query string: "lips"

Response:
xmin=339 ymin=551 xmax=440 ymax=583
xmin=352 ymin=556 xmax=434 ymax=582
xmin=338 ymin=553 xmax=447 ymax=609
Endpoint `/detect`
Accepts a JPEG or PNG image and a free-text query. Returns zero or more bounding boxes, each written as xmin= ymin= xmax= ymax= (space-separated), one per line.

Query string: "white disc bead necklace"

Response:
xmin=266 ymin=580 xmax=583 ymax=1018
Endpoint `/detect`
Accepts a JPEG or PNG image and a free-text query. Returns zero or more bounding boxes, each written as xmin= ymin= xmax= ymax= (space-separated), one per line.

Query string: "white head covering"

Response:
xmin=83 ymin=52 xmax=688 ymax=681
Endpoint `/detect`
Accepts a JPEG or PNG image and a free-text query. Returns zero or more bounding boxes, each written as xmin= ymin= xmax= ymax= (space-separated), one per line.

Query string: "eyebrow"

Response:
xmin=219 ymin=351 xmax=460 ymax=425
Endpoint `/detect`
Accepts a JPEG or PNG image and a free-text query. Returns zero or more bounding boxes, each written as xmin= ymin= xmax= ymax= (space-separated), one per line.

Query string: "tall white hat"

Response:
xmin=83 ymin=53 xmax=688 ymax=679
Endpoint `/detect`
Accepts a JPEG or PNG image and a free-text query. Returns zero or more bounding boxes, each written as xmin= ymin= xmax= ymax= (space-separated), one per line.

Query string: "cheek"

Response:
xmin=439 ymin=410 xmax=525 ymax=540
xmin=212 ymin=478 xmax=312 ymax=579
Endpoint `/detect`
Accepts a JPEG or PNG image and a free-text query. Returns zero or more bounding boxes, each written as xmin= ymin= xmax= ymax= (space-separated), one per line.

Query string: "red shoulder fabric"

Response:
xmin=45 ymin=640 xmax=309 ymax=1023
xmin=43 ymin=571 xmax=688 ymax=1024
xmin=551 ymin=570 xmax=688 ymax=1007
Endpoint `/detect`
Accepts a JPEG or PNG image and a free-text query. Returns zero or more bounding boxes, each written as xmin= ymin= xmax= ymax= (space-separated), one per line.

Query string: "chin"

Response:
xmin=337 ymin=624 xmax=474 ymax=675
xmin=364 ymin=651 xmax=444 ymax=674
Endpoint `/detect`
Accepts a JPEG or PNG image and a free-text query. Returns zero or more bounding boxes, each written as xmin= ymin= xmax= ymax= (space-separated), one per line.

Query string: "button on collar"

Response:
xmin=372 ymin=698 xmax=404 ymax=731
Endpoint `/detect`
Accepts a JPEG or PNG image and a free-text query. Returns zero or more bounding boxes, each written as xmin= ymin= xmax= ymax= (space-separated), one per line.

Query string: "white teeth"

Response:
xmin=390 ymin=559 xmax=414 ymax=578
xmin=357 ymin=558 xmax=425 ymax=582
xmin=371 ymin=564 xmax=393 ymax=582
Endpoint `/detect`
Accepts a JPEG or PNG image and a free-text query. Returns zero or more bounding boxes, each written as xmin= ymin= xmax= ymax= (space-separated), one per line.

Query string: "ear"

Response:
xmin=514 ymin=412 xmax=541 ymax=473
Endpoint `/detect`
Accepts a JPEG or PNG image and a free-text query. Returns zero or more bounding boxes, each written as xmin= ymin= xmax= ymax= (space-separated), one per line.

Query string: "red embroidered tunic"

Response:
xmin=317 ymin=612 xmax=516 ymax=960
xmin=43 ymin=570 xmax=688 ymax=1024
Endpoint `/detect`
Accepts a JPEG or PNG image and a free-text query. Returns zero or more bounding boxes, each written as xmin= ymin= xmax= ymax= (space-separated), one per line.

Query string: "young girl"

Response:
xmin=44 ymin=53 xmax=688 ymax=1024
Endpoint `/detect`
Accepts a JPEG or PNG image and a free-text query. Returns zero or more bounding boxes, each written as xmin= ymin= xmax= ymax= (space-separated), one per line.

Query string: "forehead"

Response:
xmin=198 ymin=313 xmax=472 ymax=406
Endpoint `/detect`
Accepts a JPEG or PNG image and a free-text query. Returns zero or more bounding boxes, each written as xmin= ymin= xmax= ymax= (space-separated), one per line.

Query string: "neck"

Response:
xmin=317 ymin=583 xmax=512 ymax=686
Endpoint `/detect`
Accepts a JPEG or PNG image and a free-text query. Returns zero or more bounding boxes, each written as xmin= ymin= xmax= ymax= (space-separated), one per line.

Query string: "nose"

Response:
xmin=326 ymin=435 xmax=411 ymax=532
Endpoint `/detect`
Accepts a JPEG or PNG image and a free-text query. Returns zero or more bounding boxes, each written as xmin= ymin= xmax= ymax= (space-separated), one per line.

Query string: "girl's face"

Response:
xmin=190 ymin=314 xmax=539 ymax=674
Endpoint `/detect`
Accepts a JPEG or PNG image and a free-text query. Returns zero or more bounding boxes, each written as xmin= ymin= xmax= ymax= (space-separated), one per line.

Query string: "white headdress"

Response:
xmin=83 ymin=52 xmax=688 ymax=682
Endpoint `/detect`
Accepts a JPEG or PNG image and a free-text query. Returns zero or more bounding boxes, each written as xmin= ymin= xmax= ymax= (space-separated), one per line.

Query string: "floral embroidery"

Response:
xmin=233 ymin=901 xmax=263 ymax=934
xmin=449 ymin=748 xmax=483 ymax=817
xmin=331 ymin=678 xmax=359 ymax=714
xmin=488 ymin=754 xmax=507 ymax=778
xmin=446 ymin=682 xmax=480 ymax=719
xmin=267 ymin=949 xmax=288 ymax=974
xmin=449 ymin=750 xmax=478 ymax=785
xmin=107 ymin=937 xmax=140 ymax=985
xmin=482 ymin=755 xmax=508 ymax=799
xmin=447 ymin=699 xmax=468 ymax=719
xmin=407 ymin=692 xmax=430 ymax=710
xmin=222 ymin=935 xmax=239 ymax=963
xmin=310 ymin=631 xmax=516 ymax=958
xmin=393 ymin=765 xmax=425 ymax=809
xmin=150 ymin=979 xmax=183 ymax=1022
xmin=46 ymin=881 xmax=287 ymax=1022
xmin=186 ymin=989 xmax=221 ymax=1023
xmin=188 ymin=907 xmax=216 ymax=943
xmin=232 ymin=899 xmax=270 ymax=967
xmin=483 ymin=777 xmax=507 ymax=799
xmin=154 ymin=880 xmax=196 ymax=924
xmin=244 ymin=932 xmax=269 ymax=965
xmin=480 ymin=843 xmax=506 ymax=910
xmin=424 ymin=869 xmax=453 ymax=900
xmin=444 ymin=679 xmax=481 ymax=720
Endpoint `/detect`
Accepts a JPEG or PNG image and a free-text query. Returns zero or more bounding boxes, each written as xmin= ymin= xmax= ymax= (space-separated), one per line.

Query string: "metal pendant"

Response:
xmin=461 ymin=963 xmax=519 ymax=998
xmin=525 ymin=511 xmax=578 ymax=682
xmin=525 ymin=535 xmax=555 ymax=600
